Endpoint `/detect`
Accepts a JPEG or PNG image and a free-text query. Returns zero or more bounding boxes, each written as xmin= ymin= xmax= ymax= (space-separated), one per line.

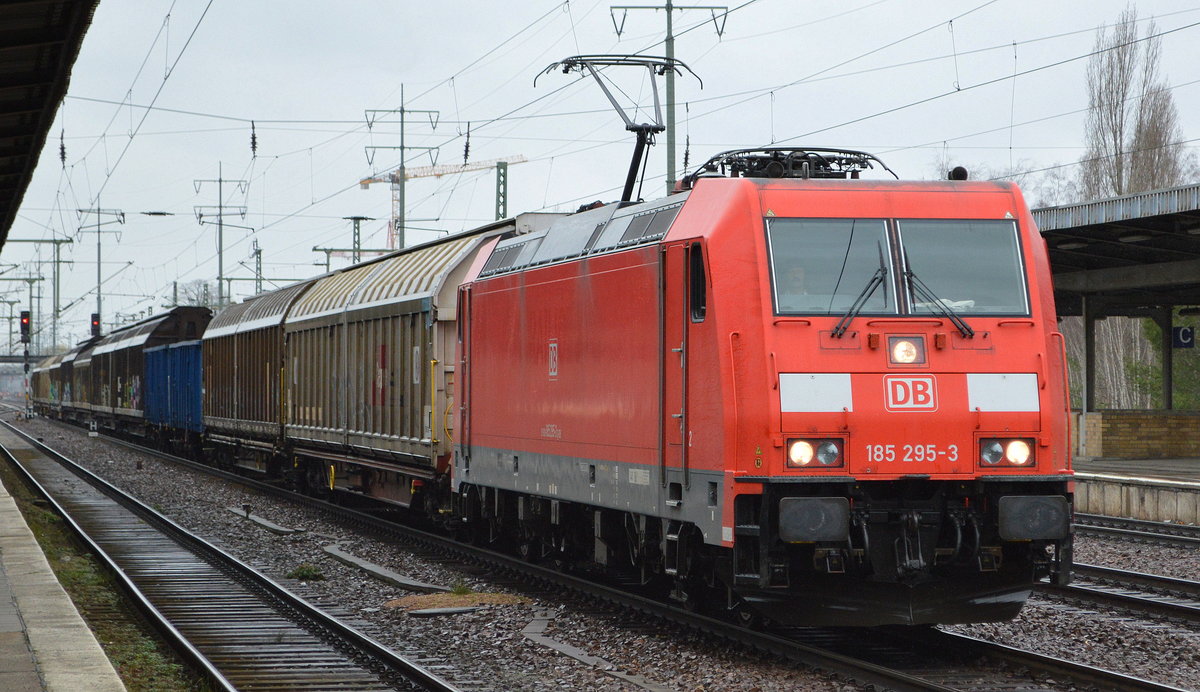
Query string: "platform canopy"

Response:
xmin=1034 ymin=183 xmax=1200 ymax=412
xmin=0 ymin=0 xmax=98 ymax=249
xmin=1036 ymin=183 xmax=1200 ymax=316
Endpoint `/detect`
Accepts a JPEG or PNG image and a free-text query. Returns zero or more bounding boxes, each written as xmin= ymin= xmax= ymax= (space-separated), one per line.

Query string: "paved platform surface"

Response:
xmin=1075 ymin=456 xmax=1200 ymax=484
xmin=0 ymin=428 xmax=125 ymax=691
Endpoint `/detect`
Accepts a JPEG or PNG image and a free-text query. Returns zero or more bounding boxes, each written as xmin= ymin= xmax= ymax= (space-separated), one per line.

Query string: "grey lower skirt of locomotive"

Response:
xmin=725 ymin=475 xmax=1071 ymax=626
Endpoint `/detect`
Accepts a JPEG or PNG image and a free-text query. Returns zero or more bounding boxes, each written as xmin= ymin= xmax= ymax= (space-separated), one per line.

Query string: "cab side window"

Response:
xmin=689 ymin=243 xmax=707 ymax=323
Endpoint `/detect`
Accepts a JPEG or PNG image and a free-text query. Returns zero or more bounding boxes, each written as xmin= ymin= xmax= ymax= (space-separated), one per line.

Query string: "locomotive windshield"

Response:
xmin=767 ymin=217 xmax=1029 ymax=316
xmin=898 ymin=219 xmax=1028 ymax=315
xmin=766 ymin=218 xmax=895 ymax=315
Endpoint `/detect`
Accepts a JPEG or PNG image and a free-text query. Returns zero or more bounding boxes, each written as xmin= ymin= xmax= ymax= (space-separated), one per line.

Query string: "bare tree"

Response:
xmin=1066 ymin=7 xmax=1196 ymax=410
xmin=175 ymin=279 xmax=218 ymax=308
xmin=1079 ymin=8 xmax=1194 ymax=198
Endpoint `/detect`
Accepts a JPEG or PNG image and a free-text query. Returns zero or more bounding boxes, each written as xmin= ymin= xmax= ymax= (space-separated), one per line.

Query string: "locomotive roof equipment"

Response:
xmin=680 ymin=146 xmax=899 ymax=187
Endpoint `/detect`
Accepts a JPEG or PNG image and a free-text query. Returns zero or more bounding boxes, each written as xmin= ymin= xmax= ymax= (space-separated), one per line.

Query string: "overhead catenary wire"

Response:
xmin=59 ymin=7 xmax=1200 ymax=133
xmin=770 ymin=19 xmax=1200 ymax=146
xmin=24 ymin=2 xmax=1200 ymax=337
xmin=90 ymin=1 xmax=214 ymax=205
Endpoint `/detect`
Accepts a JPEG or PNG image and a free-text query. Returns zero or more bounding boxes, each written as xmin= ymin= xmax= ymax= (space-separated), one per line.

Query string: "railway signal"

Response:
xmin=91 ymin=313 xmax=101 ymax=336
xmin=19 ymin=310 xmax=30 ymax=343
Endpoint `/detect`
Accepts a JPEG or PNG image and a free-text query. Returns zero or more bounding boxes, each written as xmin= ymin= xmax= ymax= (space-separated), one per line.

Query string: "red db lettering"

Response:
xmin=884 ymin=376 xmax=937 ymax=411
xmin=911 ymin=379 xmax=932 ymax=406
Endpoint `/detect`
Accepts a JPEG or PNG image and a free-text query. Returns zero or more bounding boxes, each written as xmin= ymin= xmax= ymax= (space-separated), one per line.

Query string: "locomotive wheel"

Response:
xmin=731 ymin=597 xmax=763 ymax=629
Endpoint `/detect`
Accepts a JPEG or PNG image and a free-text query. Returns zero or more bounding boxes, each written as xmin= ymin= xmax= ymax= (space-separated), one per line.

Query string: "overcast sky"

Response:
xmin=5 ymin=0 xmax=1199 ymax=348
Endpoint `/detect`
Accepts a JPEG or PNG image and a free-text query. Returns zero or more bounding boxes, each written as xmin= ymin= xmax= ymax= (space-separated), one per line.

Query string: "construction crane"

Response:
xmin=359 ymin=155 xmax=526 ymax=249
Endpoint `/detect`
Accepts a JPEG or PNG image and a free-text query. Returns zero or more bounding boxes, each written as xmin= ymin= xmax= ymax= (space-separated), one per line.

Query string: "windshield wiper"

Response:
xmin=832 ymin=266 xmax=886 ymax=338
xmin=906 ymin=270 xmax=974 ymax=338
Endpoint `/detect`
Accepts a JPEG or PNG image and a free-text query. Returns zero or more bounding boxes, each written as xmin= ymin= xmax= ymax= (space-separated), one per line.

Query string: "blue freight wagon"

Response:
xmin=145 ymin=340 xmax=204 ymax=434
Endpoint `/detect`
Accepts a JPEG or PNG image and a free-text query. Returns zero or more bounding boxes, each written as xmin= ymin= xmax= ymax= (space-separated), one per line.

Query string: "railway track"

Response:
xmin=0 ymin=422 xmax=461 ymax=692
xmin=1075 ymin=512 xmax=1200 ymax=547
xmin=1036 ymin=563 xmax=1200 ymax=625
xmin=777 ymin=625 xmax=1189 ymax=692
xmin=19 ymin=420 xmax=1192 ymax=692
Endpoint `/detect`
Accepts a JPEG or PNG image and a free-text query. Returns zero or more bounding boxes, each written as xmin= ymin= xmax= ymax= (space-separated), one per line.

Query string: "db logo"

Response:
xmin=884 ymin=375 xmax=938 ymax=411
xmin=547 ymin=339 xmax=559 ymax=380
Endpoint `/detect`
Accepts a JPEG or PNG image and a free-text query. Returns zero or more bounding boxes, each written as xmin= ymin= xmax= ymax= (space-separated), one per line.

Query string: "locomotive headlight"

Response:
xmin=981 ymin=440 xmax=1004 ymax=465
xmin=787 ymin=440 xmax=815 ymax=466
xmin=979 ymin=438 xmax=1036 ymax=467
xmin=1005 ymin=439 xmax=1032 ymax=465
xmin=887 ymin=336 xmax=926 ymax=365
xmin=786 ymin=439 xmax=845 ymax=468
xmin=816 ymin=441 xmax=841 ymax=466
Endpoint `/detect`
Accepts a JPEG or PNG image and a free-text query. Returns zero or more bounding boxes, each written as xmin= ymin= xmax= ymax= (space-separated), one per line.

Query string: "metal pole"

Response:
xmin=665 ymin=0 xmax=675 ymax=194
xmin=398 ymin=85 xmax=406 ymax=249
xmin=96 ymin=195 xmax=102 ymax=322
xmin=34 ymin=272 xmax=40 ymax=353
xmin=218 ymin=162 xmax=224 ymax=307
xmin=23 ymin=343 xmax=29 ymax=415
xmin=24 ymin=278 xmax=32 ymax=413
xmin=344 ymin=216 xmax=374 ymax=264
xmin=52 ymin=242 xmax=60 ymax=347
xmin=1157 ymin=308 xmax=1173 ymax=410
xmin=4 ymin=302 xmax=13 ymax=354
xmin=195 ymin=168 xmax=246 ymax=307
xmin=254 ymin=241 xmax=263 ymax=295
xmin=495 ymin=161 xmax=508 ymax=220
xmin=353 ymin=218 xmax=360 ymax=263
xmin=1083 ymin=296 xmax=1096 ymax=413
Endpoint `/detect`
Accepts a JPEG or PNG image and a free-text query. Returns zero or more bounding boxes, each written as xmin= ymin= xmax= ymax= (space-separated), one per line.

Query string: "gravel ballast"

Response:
xmin=10 ymin=416 xmax=848 ymax=691
xmin=11 ymin=415 xmax=1199 ymax=690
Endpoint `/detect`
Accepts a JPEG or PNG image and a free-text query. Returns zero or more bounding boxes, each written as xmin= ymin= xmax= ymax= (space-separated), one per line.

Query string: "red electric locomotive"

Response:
xmin=454 ymin=147 xmax=1072 ymax=626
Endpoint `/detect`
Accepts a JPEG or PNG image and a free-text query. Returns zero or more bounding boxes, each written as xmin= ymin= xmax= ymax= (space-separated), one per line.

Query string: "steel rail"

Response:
xmin=1073 ymin=563 xmax=1200 ymax=599
xmin=0 ymin=426 xmax=237 ymax=692
xmin=910 ymin=629 xmax=1191 ymax=692
xmin=1033 ymin=563 xmax=1200 ymax=625
xmin=1075 ymin=513 xmax=1200 ymax=547
xmin=0 ymin=421 xmax=460 ymax=692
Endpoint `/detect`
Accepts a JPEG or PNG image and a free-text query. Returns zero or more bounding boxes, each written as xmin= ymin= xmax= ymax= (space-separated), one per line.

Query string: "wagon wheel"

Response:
xmin=517 ymin=539 xmax=538 ymax=563
xmin=303 ymin=463 xmax=331 ymax=498
xmin=730 ymin=596 xmax=763 ymax=629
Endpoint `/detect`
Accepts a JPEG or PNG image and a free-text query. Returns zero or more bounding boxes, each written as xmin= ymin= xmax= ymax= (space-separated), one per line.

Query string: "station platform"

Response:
xmin=1074 ymin=456 xmax=1200 ymax=484
xmin=1072 ymin=456 xmax=1200 ymax=525
xmin=0 ymin=435 xmax=125 ymax=691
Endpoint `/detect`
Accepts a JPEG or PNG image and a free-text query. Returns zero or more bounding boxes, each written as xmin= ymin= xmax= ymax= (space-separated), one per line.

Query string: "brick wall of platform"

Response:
xmin=1074 ymin=410 xmax=1200 ymax=459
